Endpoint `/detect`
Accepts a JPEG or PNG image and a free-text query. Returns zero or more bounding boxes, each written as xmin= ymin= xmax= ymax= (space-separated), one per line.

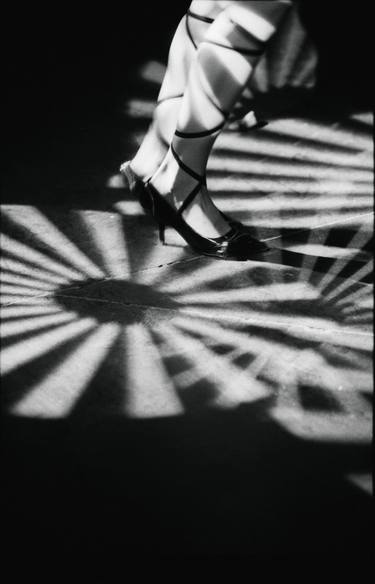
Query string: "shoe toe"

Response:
xmin=226 ymin=232 xmax=269 ymax=258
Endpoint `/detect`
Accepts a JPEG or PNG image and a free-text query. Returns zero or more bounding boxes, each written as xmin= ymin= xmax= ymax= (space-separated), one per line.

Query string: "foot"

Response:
xmin=150 ymin=163 xmax=230 ymax=239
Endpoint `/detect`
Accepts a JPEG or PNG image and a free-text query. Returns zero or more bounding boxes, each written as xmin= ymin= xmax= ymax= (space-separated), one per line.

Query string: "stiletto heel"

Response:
xmin=158 ymin=223 xmax=166 ymax=244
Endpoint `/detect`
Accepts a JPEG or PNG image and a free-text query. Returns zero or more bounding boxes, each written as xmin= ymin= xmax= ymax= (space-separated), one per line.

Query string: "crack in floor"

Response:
xmin=1 ymin=260 xmax=372 ymax=308
xmin=53 ymin=292 xmax=178 ymax=313
xmin=3 ymin=289 xmax=368 ymax=340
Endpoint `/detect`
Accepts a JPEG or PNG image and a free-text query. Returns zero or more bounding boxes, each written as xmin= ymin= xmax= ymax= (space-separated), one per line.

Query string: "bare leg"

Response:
xmin=129 ymin=1 xmax=218 ymax=180
xmin=150 ymin=1 xmax=291 ymax=238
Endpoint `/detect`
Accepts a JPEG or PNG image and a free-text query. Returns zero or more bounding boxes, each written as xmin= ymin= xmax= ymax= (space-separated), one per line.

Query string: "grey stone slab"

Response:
xmin=1 ymin=107 xmax=373 ymax=445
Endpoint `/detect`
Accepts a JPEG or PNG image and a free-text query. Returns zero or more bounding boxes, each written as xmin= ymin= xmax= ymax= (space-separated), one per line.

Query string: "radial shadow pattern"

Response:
xmin=1 ymin=193 xmax=372 ymax=448
xmin=1 ymin=57 xmax=373 ymax=468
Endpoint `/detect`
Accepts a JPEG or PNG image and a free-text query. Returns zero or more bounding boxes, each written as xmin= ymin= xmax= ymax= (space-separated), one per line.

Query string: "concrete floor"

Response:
xmin=1 ymin=65 xmax=373 ymax=557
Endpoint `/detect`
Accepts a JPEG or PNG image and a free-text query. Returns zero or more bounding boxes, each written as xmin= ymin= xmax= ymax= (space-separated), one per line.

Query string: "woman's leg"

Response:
xmin=150 ymin=1 xmax=292 ymax=238
xmin=129 ymin=1 xmax=219 ymax=180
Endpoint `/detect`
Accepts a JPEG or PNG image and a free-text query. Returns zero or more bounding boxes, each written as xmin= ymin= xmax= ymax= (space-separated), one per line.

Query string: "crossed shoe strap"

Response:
xmin=170 ymin=141 xmax=239 ymax=243
xmin=170 ymin=119 xmax=226 ymax=217
xmin=185 ymin=10 xmax=214 ymax=49
xmin=170 ymin=143 xmax=205 ymax=216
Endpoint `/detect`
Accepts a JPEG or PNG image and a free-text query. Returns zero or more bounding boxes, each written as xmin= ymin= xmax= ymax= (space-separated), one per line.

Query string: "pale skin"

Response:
xmin=128 ymin=1 xmax=292 ymax=238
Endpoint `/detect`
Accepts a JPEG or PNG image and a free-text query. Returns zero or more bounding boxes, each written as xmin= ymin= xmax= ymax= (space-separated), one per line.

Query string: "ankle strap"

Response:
xmin=157 ymin=94 xmax=184 ymax=106
xmin=170 ymin=144 xmax=204 ymax=183
xmin=170 ymin=145 xmax=206 ymax=216
xmin=185 ymin=10 xmax=213 ymax=50
xmin=177 ymin=181 xmax=202 ymax=216
xmin=202 ymin=39 xmax=264 ymax=57
xmin=175 ymin=120 xmax=225 ymax=139
xmin=187 ymin=10 xmax=214 ymax=24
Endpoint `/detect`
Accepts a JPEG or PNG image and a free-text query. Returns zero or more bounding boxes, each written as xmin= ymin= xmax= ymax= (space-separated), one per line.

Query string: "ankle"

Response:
xmin=130 ymin=121 xmax=168 ymax=180
xmin=150 ymin=154 xmax=197 ymax=206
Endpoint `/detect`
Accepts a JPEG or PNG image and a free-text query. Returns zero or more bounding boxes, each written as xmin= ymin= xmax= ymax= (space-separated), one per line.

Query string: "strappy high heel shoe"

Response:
xmin=120 ymin=155 xmax=270 ymax=240
xmin=121 ymin=150 xmax=270 ymax=257
xmin=120 ymin=158 xmax=249 ymax=230
xmin=139 ymin=138 xmax=269 ymax=260
xmin=140 ymin=180 xmax=268 ymax=260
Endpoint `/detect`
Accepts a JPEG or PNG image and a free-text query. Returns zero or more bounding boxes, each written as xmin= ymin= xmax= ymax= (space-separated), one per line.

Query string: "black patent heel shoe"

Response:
xmin=120 ymin=102 xmax=270 ymax=255
xmin=141 ymin=141 xmax=269 ymax=260
xmin=120 ymin=159 xmax=269 ymax=244
xmin=120 ymin=158 xmax=246 ymax=229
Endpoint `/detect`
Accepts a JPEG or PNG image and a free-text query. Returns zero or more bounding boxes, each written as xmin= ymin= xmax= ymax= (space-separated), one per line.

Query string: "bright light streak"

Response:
xmin=0 ymin=284 xmax=51 ymax=297
xmin=155 ymin=320 xmax=269 ymax=406
xmin=350 ymin=112 xmax=373 ymax=126
xmin=179 ymin=281 xmax=319 ymax=305
xmin=0 ymin=295 xmax=56 ymax=306
xmin=179 ymin=304 xmax=373 ymax=351
xmin=227 ymin=211 xmax=373 ymax=230
xmin=323 ymin=260 xmax=373 ymax=300
xmin=261 ymin=118 xmax=372 ymax=151
xmin=214 ymin=132 xmax=372 ymax=168
xmin=342 ymin=294 xmax=373 ymax=313
xmin=11 ymin=323 xmax=120 ymax=417
xmin=0 ymin=305 xmax=63 ymax=320
xmin=174 ymin=314 xmax=273 ymax=361
xmin=0 ymin=257 xmax=70 ymax=285
xmin=295 ymin=224 xmax=370 ymax=283
xmin=288 ymin=243 xmax=367 ymax=259
xmin=208 ymin=178 xmax=373 ymax=197
xmin=272 ymin=407 xmax=372 ymax=443
xmin=1 ymin=311 xmax=78 ymax=338
xmin=1 ymin=207 xmax=105 ymax=279
xmin=112 ymin=201 xmax=145 ymax=216
xmin=0 ymin=273 xmax=57 ymax=291
xmin=1 ymin=234 xmax=84 ymax=281
xmin=158 ymin=259 xmax=250 ymax=294
xmin=208 ymin=155 xmax=373 ymax=182
xmin=124 ymin=323 xmax=183 ymax=417
xmin=77 ymin=211 xmax=130 ymax=278
xmin=338 ymin=284 xmax=372 ymax=306
xmin=0 ymin=317 xmax=96 ymax=375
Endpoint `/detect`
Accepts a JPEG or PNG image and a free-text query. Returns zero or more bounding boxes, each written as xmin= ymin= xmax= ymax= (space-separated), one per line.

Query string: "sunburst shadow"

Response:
xmin=54 ymin=278 xmax=180 ymax=325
